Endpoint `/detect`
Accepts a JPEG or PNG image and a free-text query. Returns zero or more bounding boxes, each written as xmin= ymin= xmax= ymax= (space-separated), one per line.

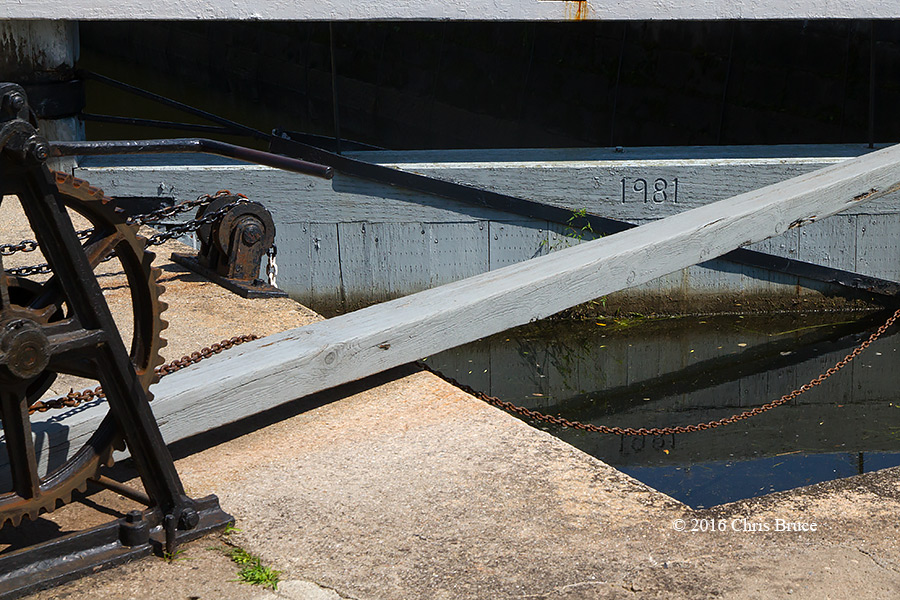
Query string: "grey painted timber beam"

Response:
xmin=4 ymin=0 xmax=899 ymax=21
xmin=14 ymin=141 xmax=900 ymax=477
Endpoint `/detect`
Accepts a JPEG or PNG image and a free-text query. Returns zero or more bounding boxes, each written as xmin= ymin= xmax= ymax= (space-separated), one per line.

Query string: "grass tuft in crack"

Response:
xmin=221 ymin=525 xmax=281 ymax=590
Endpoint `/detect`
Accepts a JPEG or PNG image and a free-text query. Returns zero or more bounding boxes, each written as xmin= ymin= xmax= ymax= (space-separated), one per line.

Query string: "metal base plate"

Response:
xmin=171 ymin=253 xmax=288 ymax=299
xmin=0 ymin=495 xmax=232 ymax=600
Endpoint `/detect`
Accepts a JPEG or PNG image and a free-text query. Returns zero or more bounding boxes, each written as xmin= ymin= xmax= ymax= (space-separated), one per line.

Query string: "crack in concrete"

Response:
xmin=851 ymin=546 xmax=900 ymax=575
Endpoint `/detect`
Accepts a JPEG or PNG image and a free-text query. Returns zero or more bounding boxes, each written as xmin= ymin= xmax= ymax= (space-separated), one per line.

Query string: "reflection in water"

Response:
xmin=427 ymin=311 xmax=900 ymax=508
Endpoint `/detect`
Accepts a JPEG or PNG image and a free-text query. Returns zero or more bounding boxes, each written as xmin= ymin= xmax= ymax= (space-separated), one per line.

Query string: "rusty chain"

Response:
xmin=2 ymin=190 xmax=254 ymax=276
xmin=1 ymin=227 xmax=94 ymax=257
xmin=423 ymin=306 xmax=900 ymax=436
xmin=25 ymin=308 xmax=900 ymax=430
xmin=4 ymin=263 xmax=55 ymax=277
xmin=126 ymin=189 xmax=244 ymax=227
xmin=0 ymin=238 xmax=38 ymax=256
xmin=27 ymin=334 xmax=259 ymax=415
xmin=9 ymin=187 xmax=264 ymax=415
xmin=144 ymin=194 xmax=257 ymax=247
xmin=3 ymin=228 xmax=95 ymax=276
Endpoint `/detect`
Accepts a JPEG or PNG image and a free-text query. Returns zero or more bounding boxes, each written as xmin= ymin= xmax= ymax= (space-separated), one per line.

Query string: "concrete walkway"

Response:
xmin=3 ymin=195 xmax=900 ymax=599
xmin=25 ymin=363 xmax=900 ymax=600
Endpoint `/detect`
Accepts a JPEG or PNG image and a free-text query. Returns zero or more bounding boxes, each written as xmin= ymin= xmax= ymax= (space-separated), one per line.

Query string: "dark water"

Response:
xmin=426 ymin=311 xmax=900 ymax=508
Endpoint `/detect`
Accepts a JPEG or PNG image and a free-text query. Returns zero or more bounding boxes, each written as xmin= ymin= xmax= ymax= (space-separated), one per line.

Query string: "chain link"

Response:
xmin=0 ymin=239 xmax=39 ymax=256
xmin=3 ymin=229 xmax=96 ymax=277
xmin=1 ymin=228 xmax=95 ymax=258
xmin=144 ymin=195 xmax=257 ymax=247
xmin=422 ymin=307 xmax=900 ymax=436
xmin=266 ymin=244 xmax=279 ymax=287
xmin=127 ymin=189 xmax=243 ymax=227
xmin=27 ymin=334 xmax=259 ymax=415
xmin=2 ymin=190 xmax=252 ymax=275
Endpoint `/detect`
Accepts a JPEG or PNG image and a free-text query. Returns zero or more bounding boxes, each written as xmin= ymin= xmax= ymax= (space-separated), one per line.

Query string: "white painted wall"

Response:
xmin=3 ymin=0 xmax=899 ymax=21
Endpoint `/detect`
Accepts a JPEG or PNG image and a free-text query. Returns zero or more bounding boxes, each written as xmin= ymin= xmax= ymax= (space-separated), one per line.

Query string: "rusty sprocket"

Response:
xmin=0 ymin=172 xmax=167 ymax=527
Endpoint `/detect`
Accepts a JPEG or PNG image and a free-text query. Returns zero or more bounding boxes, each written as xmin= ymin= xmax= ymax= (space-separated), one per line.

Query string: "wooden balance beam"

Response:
xmin=15 ymin=141 xmax=900 ymax=475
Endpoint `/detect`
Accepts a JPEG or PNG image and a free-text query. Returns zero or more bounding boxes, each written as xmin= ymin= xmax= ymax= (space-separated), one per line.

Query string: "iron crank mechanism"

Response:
xmin=51 ymin=133 xmax=336 ymax=300
xmin=171 ymin=195 xmax=287 ymax=298
xmin=0 ymin=83 xmax=232 ymax=599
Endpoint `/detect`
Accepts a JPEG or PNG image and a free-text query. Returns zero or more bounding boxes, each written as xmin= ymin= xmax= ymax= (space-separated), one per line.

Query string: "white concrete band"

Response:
xmin=2 ymin=0 xmax=899 ymax=21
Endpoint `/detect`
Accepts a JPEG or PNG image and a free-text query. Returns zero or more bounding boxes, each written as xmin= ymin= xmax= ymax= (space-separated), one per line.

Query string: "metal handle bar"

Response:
xmin=50 ymin=138 xmax=334 ymax=180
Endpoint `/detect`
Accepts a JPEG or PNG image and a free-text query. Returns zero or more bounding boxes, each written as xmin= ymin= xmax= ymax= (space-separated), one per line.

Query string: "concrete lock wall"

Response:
xmin=75 ymin=144 xmax=900 ymax=316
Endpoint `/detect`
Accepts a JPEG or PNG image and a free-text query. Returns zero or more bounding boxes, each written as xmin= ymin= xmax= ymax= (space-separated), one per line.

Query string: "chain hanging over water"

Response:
xmin=423 ymin=307 xmax=900 ymax=436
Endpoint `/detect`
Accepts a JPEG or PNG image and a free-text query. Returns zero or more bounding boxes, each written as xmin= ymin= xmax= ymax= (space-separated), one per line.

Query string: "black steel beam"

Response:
xmin=51 ymin=138 xmax=334 ymax=180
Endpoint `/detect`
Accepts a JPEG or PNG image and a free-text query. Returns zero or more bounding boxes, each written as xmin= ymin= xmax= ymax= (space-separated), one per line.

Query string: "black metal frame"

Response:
xmin=0 ymin=83 xmax=231 ymax=599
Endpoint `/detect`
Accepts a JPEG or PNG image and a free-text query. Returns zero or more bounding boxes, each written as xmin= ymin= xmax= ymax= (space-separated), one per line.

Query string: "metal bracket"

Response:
xmin=0 ymin=496 xmax=228 ymax=600
xmin=171 ymin=196 xmax=287 ymax=299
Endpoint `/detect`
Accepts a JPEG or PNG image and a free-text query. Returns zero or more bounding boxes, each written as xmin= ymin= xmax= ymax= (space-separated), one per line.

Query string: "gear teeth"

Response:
xmin=0 ymin=172 xmax=166 ymax=528
xmin=145 ymin=389 xmax=155 ymax=403
xmin=150 ymin=338 xmax=168 ymax=386
xmin=26 ymin=501 xmax=52 ymax=523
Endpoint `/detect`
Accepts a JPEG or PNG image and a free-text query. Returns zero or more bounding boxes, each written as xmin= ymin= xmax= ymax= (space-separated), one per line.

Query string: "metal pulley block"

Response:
xmin=172 ymin=196 xmax=286 ymax=298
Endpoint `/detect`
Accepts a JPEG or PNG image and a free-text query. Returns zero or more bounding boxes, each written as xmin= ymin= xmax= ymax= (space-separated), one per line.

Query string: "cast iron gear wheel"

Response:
xmin=0 ymin=171 xmax=167 ymax=528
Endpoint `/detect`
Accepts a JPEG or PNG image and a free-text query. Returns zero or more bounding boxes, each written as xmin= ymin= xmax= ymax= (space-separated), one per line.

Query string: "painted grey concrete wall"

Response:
xmin=74 ymin=144 xmax=900 ymax=315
